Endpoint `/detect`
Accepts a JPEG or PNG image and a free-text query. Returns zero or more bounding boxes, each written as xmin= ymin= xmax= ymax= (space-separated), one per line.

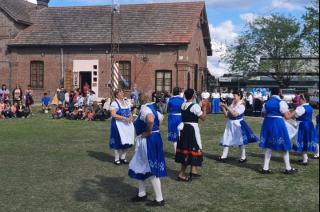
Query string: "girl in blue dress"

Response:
xmin=109 ymin=89 xmax=135 ymax=165
xmin=219 ymin=90 xmax=258 ymax=162
xmin=314 ymin=114 xmax=319 ymax=159
xmin=259 ymin=87 xmax=297 ymax=174
xmin=291 ymin=93 xmax=316 ymax=165
xmin=128 ymin=93 xmax=166 ymax=207
xmin=167 ymin=87 xmax=184 ymax=152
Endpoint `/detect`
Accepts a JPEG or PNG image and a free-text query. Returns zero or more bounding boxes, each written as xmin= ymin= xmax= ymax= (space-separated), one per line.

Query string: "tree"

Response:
xmin=302 ymin=0 xmax=319 ymax=56
xmin=225 ymin=14 xmax=303 ymax=88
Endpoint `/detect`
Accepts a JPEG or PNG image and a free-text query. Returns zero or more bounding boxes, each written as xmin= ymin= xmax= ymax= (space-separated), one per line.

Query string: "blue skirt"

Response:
xmin=167 ymin=114 xmax=182 ymax=142
xmin=128 ymin=132 xmax=167 ymax=180
xmin=109 ymin=120 xmax=133 ymax=150
xmin=240 ymin=120 xmax=259 ymax=145
xmin=293 ymin=121 xmax=316 ymax=152
xmin=211 ymin=98 xmax=221 ymax=113
xmin=259 ymin=117 xmax=291 ymax=151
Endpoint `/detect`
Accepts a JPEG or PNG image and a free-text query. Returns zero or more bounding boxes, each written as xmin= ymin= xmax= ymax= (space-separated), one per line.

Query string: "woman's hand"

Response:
xmin=220 ymin=103 xmax=227 ymax=108
xmin=125 ymin=117 xmax=133 ymax=123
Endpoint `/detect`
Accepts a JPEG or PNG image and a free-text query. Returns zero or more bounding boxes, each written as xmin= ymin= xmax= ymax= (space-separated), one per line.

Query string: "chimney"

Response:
xmin=37 ymin=0 xmax=49 ymax=9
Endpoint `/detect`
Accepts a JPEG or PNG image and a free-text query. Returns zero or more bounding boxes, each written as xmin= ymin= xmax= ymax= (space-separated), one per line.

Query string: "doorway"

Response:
xmin=79 ymin=72 xmax=92 ymax=93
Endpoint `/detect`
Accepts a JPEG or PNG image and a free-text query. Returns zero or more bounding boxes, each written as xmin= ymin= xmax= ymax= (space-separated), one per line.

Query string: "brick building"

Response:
xmin=0 ymin=0 xmax=212 ymax=100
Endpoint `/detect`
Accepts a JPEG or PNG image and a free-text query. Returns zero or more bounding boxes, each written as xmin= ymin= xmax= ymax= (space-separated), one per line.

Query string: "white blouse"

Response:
xmin=140 ymin=103 xmax=164 ymax=123
xmin=181 ymin=102 xmax=203 ymax=117
xmin=110 ymin=99 xmax=131 ymax=111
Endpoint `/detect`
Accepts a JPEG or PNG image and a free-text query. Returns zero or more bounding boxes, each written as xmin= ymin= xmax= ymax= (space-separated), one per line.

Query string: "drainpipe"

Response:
xmin=176 ymin=48 xmax=179 ymax=88
xmin=60 ymin=48 xmax=64 ymax=87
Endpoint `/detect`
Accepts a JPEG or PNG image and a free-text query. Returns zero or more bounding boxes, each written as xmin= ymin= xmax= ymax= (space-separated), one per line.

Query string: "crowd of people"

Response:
xmin=106 ymin=86 xmax=318 ymax=207
xmin=48 ymin=87 xmax=111 ymax=121
xmin=0 ymin=84 xmax=33 ymax=119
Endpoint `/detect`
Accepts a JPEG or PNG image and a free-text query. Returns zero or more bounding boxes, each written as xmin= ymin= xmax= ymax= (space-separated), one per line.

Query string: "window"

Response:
xmin=119 ymin=61 xmax=131 ymax=89
xmin=30 ymin=61 xmax=44 ymax=88
xmin=156 ymin=70 xmax=172 ymax=92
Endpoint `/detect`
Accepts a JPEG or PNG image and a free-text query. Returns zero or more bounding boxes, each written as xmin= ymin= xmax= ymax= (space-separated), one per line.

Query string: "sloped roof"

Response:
xmin=8 ymin=1 xmax=212 ymax=54
xmin=0 ymin=0 xmax=36 ymax=25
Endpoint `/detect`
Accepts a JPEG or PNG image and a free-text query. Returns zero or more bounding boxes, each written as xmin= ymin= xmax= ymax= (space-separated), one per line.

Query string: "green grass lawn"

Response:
xmin=0 ymin=110 xmax=319 ymax=212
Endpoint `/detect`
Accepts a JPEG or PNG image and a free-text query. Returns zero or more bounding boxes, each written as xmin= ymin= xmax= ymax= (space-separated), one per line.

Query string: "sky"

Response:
xmin=26 ymin=0 xmax=311 ymax=76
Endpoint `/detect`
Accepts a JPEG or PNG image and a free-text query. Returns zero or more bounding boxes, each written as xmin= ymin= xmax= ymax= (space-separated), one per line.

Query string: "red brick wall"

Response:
xmin=8 ymin=41 xmax=208 ymax=101
xmin=0 ymin=10 xmax=28 ymax=91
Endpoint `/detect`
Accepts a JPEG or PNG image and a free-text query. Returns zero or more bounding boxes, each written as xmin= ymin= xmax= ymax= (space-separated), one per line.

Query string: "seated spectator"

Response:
xmin=93 ymin=100 xmax=110 ymax=121
xmin=0 ymin=84 xmax=10 ymax=102
xmin=77 ymin=95 xmax=84 ymax=108
xmin=78 ymin=108 xmax=85 ymax=120
xmin=85 ymin=108 xmax=94 ymax=121
xmin=63 ymin=103 xmax=70 ymax=116
xmin=42 ymin=92 xmax=51 ymax=113
xmin=52 ymin=105 xmax=64 ymax=119
xmin=16 ymin=103 xmax=29 ymax=118
xmin=0 ymin=99 xmax=5 ymax=119
xmin=66 ymin=106 xmax=79 ymax=120
xmin=11 ymin=102 xmax=17 ymax=117
xmin=2 ymin=101 xmax=14 ymax=118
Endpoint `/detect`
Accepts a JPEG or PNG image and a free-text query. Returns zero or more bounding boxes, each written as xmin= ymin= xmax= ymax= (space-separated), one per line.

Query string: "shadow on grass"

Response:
xmin=87 ymin=151 xmax=114 ymax=164
xmin=247 ymin=152 xmax=303 ymax=165
xmin=74 ymin=176 xmax=137 ymax=205
xmin=204 ymin=152 xmax=262 ymax=173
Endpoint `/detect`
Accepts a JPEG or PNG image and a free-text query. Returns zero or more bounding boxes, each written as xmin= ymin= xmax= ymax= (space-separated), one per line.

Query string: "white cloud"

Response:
xmin=271 ymin=0 xmax=304 ymax=11
xmin=240 ymin=13 xmax=258 ymax=24
xmin=207 ymin=21 xmax=238 ymax=77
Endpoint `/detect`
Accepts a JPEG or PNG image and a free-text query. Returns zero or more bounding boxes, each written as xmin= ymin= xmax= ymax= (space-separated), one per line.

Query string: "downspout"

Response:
xmin=60 ymin=48 xmax=64 ymax=87
xmin=176 ymin=47 xmax=179 ymax=88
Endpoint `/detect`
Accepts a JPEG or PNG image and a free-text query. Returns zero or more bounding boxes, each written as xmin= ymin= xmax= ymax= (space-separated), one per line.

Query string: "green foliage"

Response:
xmin=225 ymin=14 xmax=304 ymax=88
xmin=302 ymin=0 xmax=319 ymax=56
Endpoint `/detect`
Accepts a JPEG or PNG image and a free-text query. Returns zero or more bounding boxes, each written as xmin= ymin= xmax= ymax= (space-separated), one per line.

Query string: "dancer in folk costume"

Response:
xmin=167 ymin=87 xmax=185 ymax=152
xmin=128 ymin=93 xmax=166 ymax=207
xmin=218 ymin=90 xmax=258 ymax=162
xmin=211 ymin=89 xmax=221 ymax=113
xmin=314 ymin=114 xmax=319 ymax=159
xmin=109 ymin=89 xmax=135 ymax=165
xmin=259 ymin=88 xmax=297 ymax=174
xmin=175 ymin=89 xmax=207 ymax=181
xmin=290 ymin=93 xmax=316 ymax=165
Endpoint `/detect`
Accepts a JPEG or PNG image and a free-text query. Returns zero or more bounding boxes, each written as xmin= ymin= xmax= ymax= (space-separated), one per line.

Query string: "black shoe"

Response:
xmin=120 ymin=159 xmax=129 ymax=164
xmin=131 ymin=195 xmax=148 ymax=202
xmin=298 ymin=160 xmax=308 ymax=166
xmin=217 ymin=157 xmax=227 ymax=162
xmin=260 ymin=169 xmax=272 ymax=174
xmin=113 ymin=160 xmax=121 ymax=166
xmin=284 ymin=168 xmax=298 ymax=175
xmin=238 ymin=158 xmax=247 ymax=163
xmin=146 ymin=200 xmax=165 ymax=207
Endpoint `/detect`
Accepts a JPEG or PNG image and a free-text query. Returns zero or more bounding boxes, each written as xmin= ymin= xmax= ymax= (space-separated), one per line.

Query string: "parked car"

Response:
xmin=310 ymin=90 xmax=319 ymax=108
